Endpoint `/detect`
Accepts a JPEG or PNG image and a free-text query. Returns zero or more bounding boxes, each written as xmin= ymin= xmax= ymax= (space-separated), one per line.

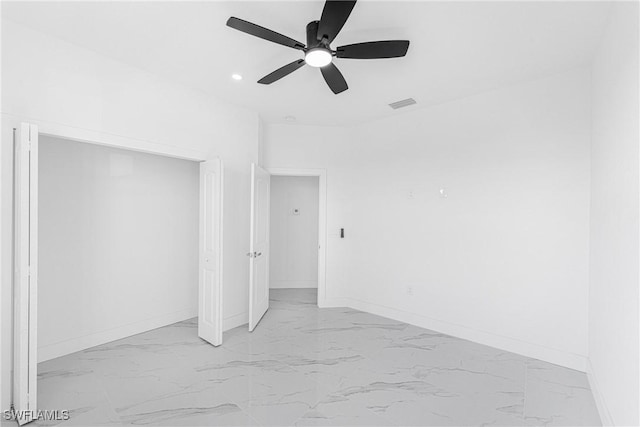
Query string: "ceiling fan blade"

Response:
xmin=227 ymin=17 xmax=305 ymax=50
xmin=320 ymin=63 xmax=348 ymax=94
xmin=336 ymin=40 xmax=410 ymax=59
xmin=317 ymin=1 xmax=357 ymax=44
xmin=258 ymin=59 xmax=306 ymax=85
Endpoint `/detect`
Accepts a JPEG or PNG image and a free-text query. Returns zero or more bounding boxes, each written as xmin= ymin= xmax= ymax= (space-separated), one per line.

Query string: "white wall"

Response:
xmin=38 ymin=136 xmax=199 ymax=361
xmin=264 ymin=68 xmax=592 ymax=370
xmin=1 ymin=20 xmax=259 ymax=409
xmin=588 ymin=2 xmax=640 ymax=425
xmin=269 ymin=176 xmax=319 ymax=289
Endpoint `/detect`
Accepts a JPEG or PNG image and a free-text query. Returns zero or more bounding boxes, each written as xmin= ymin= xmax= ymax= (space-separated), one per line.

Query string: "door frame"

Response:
xmin=267 ymin=168 xmax=327 ymax=307
xmin=7 ymin=117 xmax=221 ymax=419
xmin=34 ymin=118 xmax=206 ymax=162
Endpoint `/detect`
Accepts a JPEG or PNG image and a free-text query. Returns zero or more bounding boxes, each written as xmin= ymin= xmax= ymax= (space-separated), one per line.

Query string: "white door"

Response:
xmin=13 ymin=123 xmax=38 ymax=424
xmin=248 ymin=163 xmax=270 ymax=331
xmin=198 ymin=158 xmax=224 ymax=346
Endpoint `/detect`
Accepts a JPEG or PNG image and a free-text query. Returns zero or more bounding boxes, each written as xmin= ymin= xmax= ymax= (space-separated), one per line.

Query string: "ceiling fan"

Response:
xmin=226 ymin=1 xmax=410 ymax=94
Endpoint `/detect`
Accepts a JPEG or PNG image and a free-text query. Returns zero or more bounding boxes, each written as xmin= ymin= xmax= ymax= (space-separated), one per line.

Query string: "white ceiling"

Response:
xmin=4 ymin=1 xmax=611 ymax=126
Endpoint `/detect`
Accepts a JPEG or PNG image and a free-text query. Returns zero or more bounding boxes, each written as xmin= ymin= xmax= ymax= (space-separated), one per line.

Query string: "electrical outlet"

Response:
xmin=405 ymin=286 xmax=413 ymax=296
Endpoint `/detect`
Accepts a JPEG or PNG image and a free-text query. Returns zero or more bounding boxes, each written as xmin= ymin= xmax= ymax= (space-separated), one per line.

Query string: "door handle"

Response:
xmin=257 ymin=252 xmax=262 ymax=257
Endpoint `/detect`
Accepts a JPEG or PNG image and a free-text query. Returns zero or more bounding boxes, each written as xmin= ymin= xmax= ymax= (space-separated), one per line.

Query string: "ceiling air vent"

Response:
xmin=388 ymin=98 xmax=417 ymax=110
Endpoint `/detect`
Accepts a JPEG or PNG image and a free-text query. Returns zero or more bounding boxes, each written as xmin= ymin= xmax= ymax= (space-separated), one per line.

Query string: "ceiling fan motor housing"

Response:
xmin=306 ymin=21 xmax=329 ymax=50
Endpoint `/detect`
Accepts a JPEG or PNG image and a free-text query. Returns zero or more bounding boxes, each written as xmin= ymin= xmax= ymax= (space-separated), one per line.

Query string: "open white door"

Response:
xmin=13 ymin=123 xmax=38 ymax=424
xmin=198 ymin=158 xmax=224 ymax=346
xmin=248 ymin=163 xmax=270 ymax=331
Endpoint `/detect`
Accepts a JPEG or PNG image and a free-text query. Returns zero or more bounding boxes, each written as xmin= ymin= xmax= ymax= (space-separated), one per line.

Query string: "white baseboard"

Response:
xmin=343 ymin=297 xmax=588 ymax=372
xmin=38 ymin=307 xmax=197 ymax=362
xmin=38 ymin=297 xmax=588 ymax=374
xmin=223 ymin=311 xmax=248 ymax=331
xmin=586 ymin=360 xmax=614 ymax=426
xmin=270 ymin=280 xmax=318 ymax=289
xmin=318 ymin=297 xmax=351 ymax=308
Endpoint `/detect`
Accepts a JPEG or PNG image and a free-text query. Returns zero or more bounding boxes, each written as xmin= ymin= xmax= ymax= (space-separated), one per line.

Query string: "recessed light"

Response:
xmin=231 ymin=74 xmax=243 ymax=81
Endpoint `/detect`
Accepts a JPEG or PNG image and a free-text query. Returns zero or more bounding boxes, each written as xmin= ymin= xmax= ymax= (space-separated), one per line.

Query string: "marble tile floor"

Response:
xmin=27 ymin=289 xmax=600 ymax=426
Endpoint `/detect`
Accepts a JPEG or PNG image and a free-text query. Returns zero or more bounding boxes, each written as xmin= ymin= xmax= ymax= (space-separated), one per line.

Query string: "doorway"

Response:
xmin=10 ymin=121 xmax=223 ymax=424
xmin=37 ymin=135 xmax=200 ymax=361
xmin=269 ymin=176 xmax=320 ymax=295
xmin=268 ymin=168 xmax=327 ymax=307
xmin=246 ymin=166 xmax=327 ymax=333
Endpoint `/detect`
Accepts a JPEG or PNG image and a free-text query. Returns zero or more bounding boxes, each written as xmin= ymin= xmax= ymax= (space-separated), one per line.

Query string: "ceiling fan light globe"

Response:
xmin=305 ymin=48 xmax=332 ymax=67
